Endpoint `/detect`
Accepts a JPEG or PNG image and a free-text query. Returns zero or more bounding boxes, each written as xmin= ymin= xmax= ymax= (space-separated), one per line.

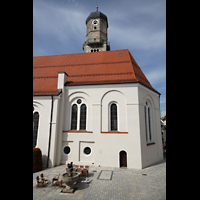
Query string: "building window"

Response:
xmin=91 ymin=49 xmax=99 ymax=52
xmin=110 ymin=103 xmax=118 ymax=131
xmin=144 ymin=105 xmax=148 ymax=143
xmin=80 ymin=104 xmax=87 ymax=130
xmin=77 ymin=99 xmax=82 ymax=104
xmin=33 ymin=111 xmax=39 ymax=148
xmin=148 ymin=107 xmax=152 ymax=141
xmin=83 ymin=147 xmax=91 ymax=155
xmin=71 ymin=104 xmax=78 ymax=130
xmin=70 ymin=99 xmax=87 ymax=130
xmin=63 ymin=146 xmax=71 ymax=155
xmin=144 ymin=101 xmax=153 ymax=143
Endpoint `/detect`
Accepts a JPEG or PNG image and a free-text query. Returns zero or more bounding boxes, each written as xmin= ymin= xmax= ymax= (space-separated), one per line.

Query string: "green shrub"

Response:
xmin=33 ymin=148 xmax=43 ymax=172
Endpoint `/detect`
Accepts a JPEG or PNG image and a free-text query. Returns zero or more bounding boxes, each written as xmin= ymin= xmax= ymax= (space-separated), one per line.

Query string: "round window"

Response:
xmin=77 ymin=99 xmax=82 ymax=104
xmin=83 ymin=147 xmax=91 ymax=155
xmin=63 ymin=146 xmax=71 ymax=155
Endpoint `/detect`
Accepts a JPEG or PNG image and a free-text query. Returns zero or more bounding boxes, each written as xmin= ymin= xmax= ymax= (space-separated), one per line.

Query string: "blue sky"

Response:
xmin=33 ymin=0 xmax=166 ymax=114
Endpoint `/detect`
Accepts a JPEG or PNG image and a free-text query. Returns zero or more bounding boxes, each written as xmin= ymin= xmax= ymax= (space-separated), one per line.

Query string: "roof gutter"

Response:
xmin=33 ymin=90 xmax=62 ymax=97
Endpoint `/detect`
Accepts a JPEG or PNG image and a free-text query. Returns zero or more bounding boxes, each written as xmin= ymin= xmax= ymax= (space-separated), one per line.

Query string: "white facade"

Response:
xmin=33 ymin=73 xmax=163 ymax=169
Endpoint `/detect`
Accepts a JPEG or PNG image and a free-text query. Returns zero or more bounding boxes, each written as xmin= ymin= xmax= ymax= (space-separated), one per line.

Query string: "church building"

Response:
xmin=33 ymin=7 xmax=163 ymax=169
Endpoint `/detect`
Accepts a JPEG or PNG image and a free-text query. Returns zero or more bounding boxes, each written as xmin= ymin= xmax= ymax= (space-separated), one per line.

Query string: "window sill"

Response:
xmin=63 ymin=130 xmax=93 ymax=133
xmin=147 ymin=142 xmax=155 ymax=146
xmin=101 ymin=131 xmax=128 ymax=134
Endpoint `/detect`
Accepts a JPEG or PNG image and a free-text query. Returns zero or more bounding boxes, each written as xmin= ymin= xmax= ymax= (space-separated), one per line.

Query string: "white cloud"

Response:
xmin=146 ymin=67 xmax=165 ymax=85
xmin=33 ymin=0 xmax=166 ymax=55
xmin=33 ymin=0 xmax=87 ymax=55
xmin=160 ymin=97 xmax=166 ymax=104
xmin=109 ymin=24 xmax=165 ymax=53
xmin=33 ymin=0 xmax=166 ymax=109
xmin=101 ymin=0 xmax=166 ymax=61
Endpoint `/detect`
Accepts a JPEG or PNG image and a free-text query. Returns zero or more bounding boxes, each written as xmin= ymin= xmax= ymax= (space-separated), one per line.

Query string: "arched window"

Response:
xmin=144 ymin=105 xmax=148 ymax=143
xmin=110 ymin=103 xmax=118 ymax=131
xmin=33 ymin=112 xmax=39 ymax=148
xmin=70 ymin=99 xmax=87 ymax=130
xmin=71 ymin=104 xmax=77 ymax=130
xmin=80 ymin=104 xmax=87 ymax=130
xmin=144 ymin=101 xmax=153 ymax=143
xmin=148 ymin=107 xmax=152 ymax=141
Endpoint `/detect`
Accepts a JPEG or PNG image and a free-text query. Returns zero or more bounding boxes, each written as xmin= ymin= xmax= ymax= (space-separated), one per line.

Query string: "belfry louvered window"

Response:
xmin=110 ymin=103 xmax=118 ymax=131
xmin=70 ymin=99 xmax=87 ymax=130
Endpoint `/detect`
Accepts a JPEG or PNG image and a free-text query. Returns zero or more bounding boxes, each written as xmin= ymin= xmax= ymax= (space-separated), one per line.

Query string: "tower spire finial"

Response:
xmin=96 ymin=2 xmax=98 ymax=11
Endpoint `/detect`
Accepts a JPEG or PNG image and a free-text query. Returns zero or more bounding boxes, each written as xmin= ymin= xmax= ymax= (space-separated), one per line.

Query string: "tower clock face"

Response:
xmin=92 ymin=19 xmax=99 ymax=25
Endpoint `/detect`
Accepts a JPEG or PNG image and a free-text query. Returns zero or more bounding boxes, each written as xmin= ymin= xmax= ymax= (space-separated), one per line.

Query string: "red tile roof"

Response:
xmin=33 ymin=49 xmax=160 ymax=95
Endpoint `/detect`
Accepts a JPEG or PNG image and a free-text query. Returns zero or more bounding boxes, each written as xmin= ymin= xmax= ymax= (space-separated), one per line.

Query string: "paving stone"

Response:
xmin=33 ymin=158 xmax=166 ymax=200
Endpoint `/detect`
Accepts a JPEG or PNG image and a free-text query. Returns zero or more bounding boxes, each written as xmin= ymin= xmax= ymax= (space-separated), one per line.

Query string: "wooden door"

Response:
xmin=120 ymin=151 xmax=127 ymax=167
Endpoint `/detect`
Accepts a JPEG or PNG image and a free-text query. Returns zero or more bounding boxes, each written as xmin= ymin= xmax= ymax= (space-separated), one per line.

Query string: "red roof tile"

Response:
xmin=33 ymin=49 xmax=160 ymax=95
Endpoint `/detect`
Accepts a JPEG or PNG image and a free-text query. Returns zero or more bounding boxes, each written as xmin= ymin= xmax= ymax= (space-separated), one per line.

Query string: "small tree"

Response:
xmin=33 ymin=148 xmax=43 ymax=172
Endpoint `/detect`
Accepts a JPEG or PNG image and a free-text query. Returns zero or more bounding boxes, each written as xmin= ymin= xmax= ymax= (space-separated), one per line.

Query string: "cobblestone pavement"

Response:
xmin=33 ymin=158 xmax=166 ymax=200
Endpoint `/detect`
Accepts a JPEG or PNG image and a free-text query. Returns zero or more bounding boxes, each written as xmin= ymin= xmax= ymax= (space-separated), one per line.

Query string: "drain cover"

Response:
xmin=97 ymin=170 xmax=113 ymax=180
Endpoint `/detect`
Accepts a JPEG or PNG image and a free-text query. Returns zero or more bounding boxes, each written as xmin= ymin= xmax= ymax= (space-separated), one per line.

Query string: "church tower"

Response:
xmin=83 ymin=6 xmax=110 ymax=53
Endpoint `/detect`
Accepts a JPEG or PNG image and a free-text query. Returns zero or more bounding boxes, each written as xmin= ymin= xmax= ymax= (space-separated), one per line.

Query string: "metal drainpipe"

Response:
xmin=46 ymin=95 xmax=54 ymax=168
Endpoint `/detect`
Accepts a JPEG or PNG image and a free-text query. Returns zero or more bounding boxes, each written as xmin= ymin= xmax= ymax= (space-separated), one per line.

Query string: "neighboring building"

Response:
xmin=33 ymin=7 xmax=163 ymax=169
xmin=161 ymin=110 xmax=166 ymax=118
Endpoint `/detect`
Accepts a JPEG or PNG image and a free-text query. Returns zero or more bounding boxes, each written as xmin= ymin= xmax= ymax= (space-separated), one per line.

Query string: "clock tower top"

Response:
xmin=83 ymin=7 xmax=110 ymax=53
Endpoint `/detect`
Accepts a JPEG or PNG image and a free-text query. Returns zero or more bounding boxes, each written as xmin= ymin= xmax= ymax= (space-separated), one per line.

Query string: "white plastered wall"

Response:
xmin=34 ymin=81 xmax=163 ymax=169
xmin=138 ymin=84 xmax=163 ymax=168
xmin=61 ymin=83 xmax=143 ymax=169
xmin=33 ymin=96 xmax=60 ymax=168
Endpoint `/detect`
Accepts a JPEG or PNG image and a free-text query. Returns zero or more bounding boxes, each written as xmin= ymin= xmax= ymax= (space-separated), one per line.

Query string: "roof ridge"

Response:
xmin=128 ymin=51 xmax=152 ymax=87
xmin=33 ymin=49 xmax=129 ymax=58
xmin=126 ymin=50 xmax=138 ymax=81
xmin=33 ymin=51 xmax=85 ymax=58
